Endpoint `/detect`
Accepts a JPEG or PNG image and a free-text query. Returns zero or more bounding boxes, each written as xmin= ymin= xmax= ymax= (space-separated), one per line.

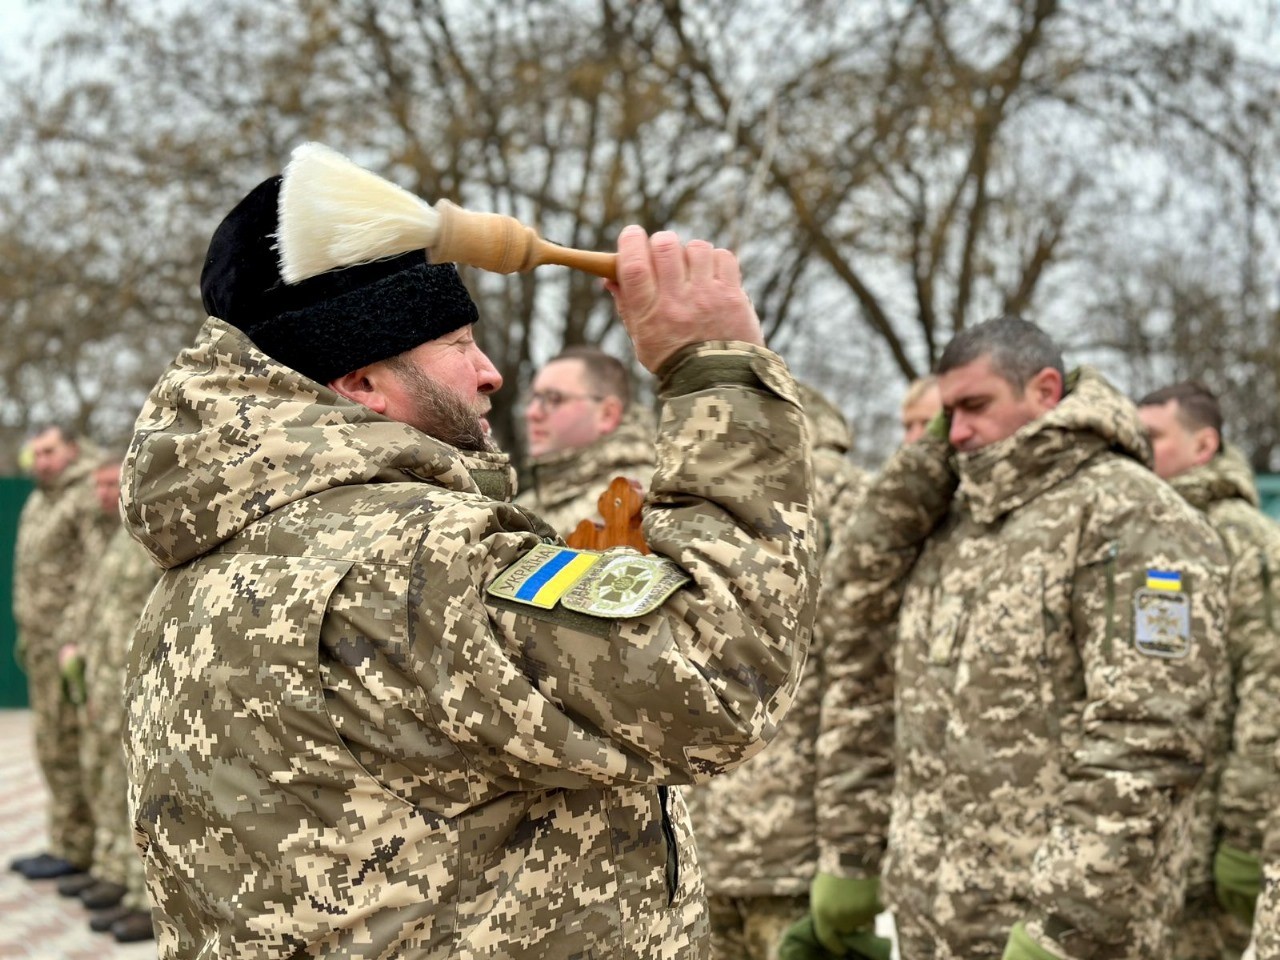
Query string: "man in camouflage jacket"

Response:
xmin=1138 ymin=382 xmax=1280 ymax=958
xmin=81 ymin=515 xmax=162 ymax=941
xmin=121 ymin=175 xmax=815 ymax=959
xmin=11 ymin=425 xmax=107 ymax=880
xmin=685 ymin=382 xmax=871 ymax=960
xmin=804 ymin=316 xmax=1229 ymax=960
xmin=517 ymin=346 xmax=656 ymax=537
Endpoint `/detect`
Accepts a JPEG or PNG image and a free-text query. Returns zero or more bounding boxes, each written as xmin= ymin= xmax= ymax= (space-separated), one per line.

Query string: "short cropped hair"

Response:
xmin=1137 ymin=381 xmax=1223 ymax=437
xmin=937 ymin=315 xmax=1065 ymax=390
xmin=550 ymin=346 xmax=632 ymax=412
xmin=902 ymin=375 xmax=938 ymax=409
xmin=30 ymin=424 xmax=79 ymax=445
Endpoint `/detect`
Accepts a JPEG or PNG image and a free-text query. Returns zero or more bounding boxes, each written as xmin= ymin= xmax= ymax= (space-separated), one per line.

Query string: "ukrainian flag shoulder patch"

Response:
xmin=487 ymin=544 xmax=602 ymax=609
xmin=487 ymin=544 xmax=692 ymax=618
xmin=1145 ymin=568 xmax=1183 ymax=592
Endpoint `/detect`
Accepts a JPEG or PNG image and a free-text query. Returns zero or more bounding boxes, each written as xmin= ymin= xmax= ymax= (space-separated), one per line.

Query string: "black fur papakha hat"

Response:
xmin=200 ymin=175 xmax=478 ymax=384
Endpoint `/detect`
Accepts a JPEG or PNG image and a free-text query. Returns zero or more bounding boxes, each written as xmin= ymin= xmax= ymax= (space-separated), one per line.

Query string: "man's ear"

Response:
xmin=328 ymin=363 xmax=390 ymax=415
xmin=1191 ymin=426 xmax=1221 ymax=466
xmin=598 ymin=395 xmax=625 ymax=434
xmin=1027 ymin=367 xmax=1064 ymax=413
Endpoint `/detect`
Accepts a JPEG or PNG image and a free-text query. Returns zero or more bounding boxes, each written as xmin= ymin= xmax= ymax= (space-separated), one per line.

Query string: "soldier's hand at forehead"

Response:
xmin=605 ymin=226 xmax=764 ymax=373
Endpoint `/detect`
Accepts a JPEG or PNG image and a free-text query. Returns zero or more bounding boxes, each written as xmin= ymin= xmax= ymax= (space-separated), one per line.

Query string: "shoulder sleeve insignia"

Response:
xmin=486 ymin=544 xmax=692 ymax=619
xmin=560 ymin=552 xmax=691 ymax=619
xmin=1133 ymin=570 xmax=1191 ymax=658
xmin=486 ymin=543 xmax=602 ymax=609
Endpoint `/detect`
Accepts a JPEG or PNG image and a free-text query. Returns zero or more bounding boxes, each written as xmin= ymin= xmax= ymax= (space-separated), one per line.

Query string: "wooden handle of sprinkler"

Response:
xmin=432 ymin=200 xmax=618 ymax=281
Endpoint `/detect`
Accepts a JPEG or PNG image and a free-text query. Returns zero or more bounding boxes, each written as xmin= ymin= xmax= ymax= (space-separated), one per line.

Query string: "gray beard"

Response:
xmin=387 ymin=358 xmax=494 ymax=453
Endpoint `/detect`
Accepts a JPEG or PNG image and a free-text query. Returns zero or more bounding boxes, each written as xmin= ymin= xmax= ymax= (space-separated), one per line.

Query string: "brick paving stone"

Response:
xmin=0 ymin=710 xmax=155 ymax=960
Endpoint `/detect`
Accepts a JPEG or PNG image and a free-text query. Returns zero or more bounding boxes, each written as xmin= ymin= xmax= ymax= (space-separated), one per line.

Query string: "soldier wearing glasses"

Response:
xmin=517 ymin=345 xmax=656 ymax=536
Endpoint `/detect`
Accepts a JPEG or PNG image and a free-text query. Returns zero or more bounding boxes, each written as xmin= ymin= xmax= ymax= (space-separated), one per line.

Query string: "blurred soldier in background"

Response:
xmin=9 ymin=426 xmax=105 ymax=883
xmin=687 ymin=382 xmax=873 ymax=960
xmin=1138 ymin=381 xmax=1280 ymax=959
xmin=899 ymin=375 xmax=941 ymax=446
xmin=516 ymin=345 xmax=655 ymax=536
xmin=801 ymin=316 xmax=1229 ymax=960
xmin=54 ymin=454 xmax=163 ymax=942
xmin=52 ymin=461 xmax=125 ymax=896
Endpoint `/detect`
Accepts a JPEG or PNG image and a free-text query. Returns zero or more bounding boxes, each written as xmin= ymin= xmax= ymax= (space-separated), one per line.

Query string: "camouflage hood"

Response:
xmin=1169 ymin=442 xmax=1261 ymax=513
xmin=523 ymin=402 xmax=657 ymax=505
xmin=123 ymin=317 xmax=515 ymax=569
xmin=956 ymin=366 xmax=1152 ymax=525
xmin=798 ymin=383 xmax=853 ymax=456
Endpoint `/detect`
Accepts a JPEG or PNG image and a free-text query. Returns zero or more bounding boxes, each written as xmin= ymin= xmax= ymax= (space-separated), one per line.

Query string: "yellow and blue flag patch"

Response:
xmin=487 ymin=543 xmax=692 ymax=618
xmin=1145 ymin=569 xmax=1183 ymax=592
xmin=487 ymin=544 xmax=601 ymax=609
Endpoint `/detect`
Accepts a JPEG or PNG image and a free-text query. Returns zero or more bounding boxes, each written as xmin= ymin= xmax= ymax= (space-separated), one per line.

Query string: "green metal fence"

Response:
xmin=0 ymin=476 xmax=33 ymax=707
xmin=1258 ymin=475 xmax=1280 ymax=523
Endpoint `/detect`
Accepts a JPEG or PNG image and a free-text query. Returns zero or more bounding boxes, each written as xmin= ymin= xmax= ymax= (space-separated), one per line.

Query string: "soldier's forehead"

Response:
xmin=534 ymin=358 xmax=590 ymax=389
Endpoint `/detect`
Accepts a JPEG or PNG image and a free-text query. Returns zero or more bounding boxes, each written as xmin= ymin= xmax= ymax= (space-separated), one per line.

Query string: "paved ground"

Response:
xmin=0 ymin=710 xmax=155 ymax=960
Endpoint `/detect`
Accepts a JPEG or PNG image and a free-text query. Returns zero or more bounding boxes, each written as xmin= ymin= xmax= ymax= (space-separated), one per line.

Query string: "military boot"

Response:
xmin=57 ymin=872 xmax=96 ymax=896
xmin=14 ymin=854 xmax=84 ymax=880
xmin=111 ymin=910 xmax=155 ymax=943
xmin=80 ymin=880 xmax=127 ymax=910
xmin=89 ymin=904 xmax=132 ymax=933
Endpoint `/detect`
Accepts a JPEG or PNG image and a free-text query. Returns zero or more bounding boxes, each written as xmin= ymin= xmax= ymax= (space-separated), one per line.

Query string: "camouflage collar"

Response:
xmin=1170 ymin=443 xmax=1260 ymax=512
xmin=526 ymin=413 xmax=656 ymax=508
xmin=955 ymin=367 xmax=1151 ymax=524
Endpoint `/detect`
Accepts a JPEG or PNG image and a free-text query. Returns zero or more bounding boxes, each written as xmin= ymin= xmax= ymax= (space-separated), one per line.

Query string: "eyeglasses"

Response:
xmin=525 ymin=389 xmax=603 ymax=412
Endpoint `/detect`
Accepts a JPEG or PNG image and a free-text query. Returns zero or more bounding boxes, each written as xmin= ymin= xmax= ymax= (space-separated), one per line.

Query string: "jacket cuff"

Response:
xmin=656 ymin=341 xmax=798 ymax=405
xmin=1020 ymin=915 xmax=1118 ymax=960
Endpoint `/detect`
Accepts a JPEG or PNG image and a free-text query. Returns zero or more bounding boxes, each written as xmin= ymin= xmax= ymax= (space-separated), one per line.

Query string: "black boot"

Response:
xmin=89 ymin=904 xmax=133 ymax=933
xmin=56 ymin=872 xmax=96 ymax=897
xmin=15 ymin=854 xmax=85 ymax=880
xmin=79 ymin=880 xmax=128 ymax=910
xmin=111 ymin=910 xmax=155 ymax=943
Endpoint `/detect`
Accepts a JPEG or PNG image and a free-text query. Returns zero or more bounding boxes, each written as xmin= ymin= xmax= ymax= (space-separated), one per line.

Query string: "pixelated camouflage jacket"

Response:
xmin=686 ymin=383 xmax=870 ymax=897
xmin=84 ymin=525 xmax=160 ymax=730
xmin=1172 ymin=445 xmax=1280 ymax=858
xmin=13 ymin=450 xmax=109 ymax=657
xmin=857 ymin=368 xmax=1229 ymax=960
xmin=1256 ymin=781 xmax=1280 ymax=958
xmin=120 ymin=317 xmax=816 ymax=960
xmin=515 ymin=406 xmax=657 ymax=537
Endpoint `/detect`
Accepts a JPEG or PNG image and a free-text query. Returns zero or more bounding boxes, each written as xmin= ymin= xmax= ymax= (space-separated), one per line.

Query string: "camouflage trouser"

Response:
xmin=26 ymin=647 xmax=93 ymax=866
xmin=1175 ymin=886 xmax=1227 ymax=960
xmin=894 ymin=912 xmax=941 ymax=960
xmin=1218 ymin=908 xmax=1251 ymax=959
xmin=80 ymin=651 xmax=111 ymax=866
xmin=85 ymin=651 xmax=150 ymax=909
xmin=708 ymin=893 xmax=809 ymax=960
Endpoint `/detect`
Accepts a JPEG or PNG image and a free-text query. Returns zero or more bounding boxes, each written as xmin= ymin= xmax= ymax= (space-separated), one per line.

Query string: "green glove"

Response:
xmin=810 ymin=873 xmax=881 ymax=955
xmin=924 ymin=409 xmax=951 ymax=442
xmin=1002 ymin=923 xmax=1064 ymax=960
xmin=1215 ymin=842 xmax=1262 ymax=925
xmin=60 ymin=651 xmax=86 ymax=706
xmin=777 ymin=915 xmax=893 ymax=960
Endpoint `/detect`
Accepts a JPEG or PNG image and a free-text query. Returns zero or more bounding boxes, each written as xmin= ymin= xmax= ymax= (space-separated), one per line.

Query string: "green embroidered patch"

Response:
xmin=560 ymin=552 xmax=691 ymax=619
